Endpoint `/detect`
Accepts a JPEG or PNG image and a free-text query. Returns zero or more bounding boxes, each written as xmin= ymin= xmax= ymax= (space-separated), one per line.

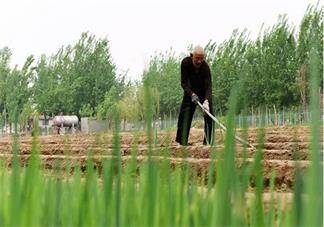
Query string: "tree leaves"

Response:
xmin=33 ymin=32 xmax=118 ymax=117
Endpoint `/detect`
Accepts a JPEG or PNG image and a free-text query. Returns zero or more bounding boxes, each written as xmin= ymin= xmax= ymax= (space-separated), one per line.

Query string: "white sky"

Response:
xmin=0 ymin=0 xmax=321 ymax=81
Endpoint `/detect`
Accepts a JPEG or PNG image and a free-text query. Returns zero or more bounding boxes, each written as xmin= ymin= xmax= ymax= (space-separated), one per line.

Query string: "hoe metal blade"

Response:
xmin=197 ymin=101 xmax=255 ymax=149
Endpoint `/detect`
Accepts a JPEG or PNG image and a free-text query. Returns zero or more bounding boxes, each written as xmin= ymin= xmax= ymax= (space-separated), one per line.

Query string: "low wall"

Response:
xmin=81 ymin=118 xmax=110 ymax=133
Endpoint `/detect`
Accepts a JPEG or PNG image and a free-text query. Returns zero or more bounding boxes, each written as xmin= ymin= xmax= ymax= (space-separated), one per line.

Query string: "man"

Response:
xmin=175 ymin=46 xmax=214 ymax=145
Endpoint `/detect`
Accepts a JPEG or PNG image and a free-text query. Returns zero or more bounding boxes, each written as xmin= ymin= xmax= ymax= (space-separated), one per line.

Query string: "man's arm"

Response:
xmin=181 ymin=60 xmax=193 ymax=97
xmin=204 ymin=65 xmax=212 ymax=101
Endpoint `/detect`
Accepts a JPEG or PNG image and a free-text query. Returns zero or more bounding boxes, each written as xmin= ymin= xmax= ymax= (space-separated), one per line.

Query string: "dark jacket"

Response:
xmin=180 ymin=56 xmax=212 ymax=101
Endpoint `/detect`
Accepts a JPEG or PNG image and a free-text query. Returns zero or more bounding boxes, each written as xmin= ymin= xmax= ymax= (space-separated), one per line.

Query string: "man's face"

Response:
xmin=192 ymin=53 xmax=204 ymax=68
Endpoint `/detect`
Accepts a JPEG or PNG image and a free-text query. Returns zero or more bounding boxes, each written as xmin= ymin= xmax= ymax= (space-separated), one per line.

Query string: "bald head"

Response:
xmin=192 ymin=45 xmax=205 ymax=55
xmin=191 ymin=45 xmax=205 ymax=68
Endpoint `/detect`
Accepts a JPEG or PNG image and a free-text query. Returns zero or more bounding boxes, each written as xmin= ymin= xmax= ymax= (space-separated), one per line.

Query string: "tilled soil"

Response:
xmin=0 ymin=125 xmax=322 ymax=190
xmin=0 ymin=153 xmax=311 ymax=188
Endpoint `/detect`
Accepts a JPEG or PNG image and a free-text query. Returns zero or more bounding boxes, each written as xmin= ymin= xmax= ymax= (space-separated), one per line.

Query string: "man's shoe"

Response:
xmin=175 ymin=140 xmax=193 ymax=146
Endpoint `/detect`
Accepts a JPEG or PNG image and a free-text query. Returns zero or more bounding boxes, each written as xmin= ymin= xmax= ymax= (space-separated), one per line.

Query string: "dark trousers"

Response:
xmin=175 ymin=95 xmax=214 ymax=145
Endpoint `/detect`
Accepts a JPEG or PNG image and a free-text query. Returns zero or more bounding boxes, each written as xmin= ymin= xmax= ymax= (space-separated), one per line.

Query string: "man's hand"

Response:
xmin=202 ymin=100 xmax=209 ymax=113
xmin=191 ymin=93 xmax=199 ymax=103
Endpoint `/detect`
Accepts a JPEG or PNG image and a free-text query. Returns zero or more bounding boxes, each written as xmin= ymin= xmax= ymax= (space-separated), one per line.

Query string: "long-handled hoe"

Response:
xmin=196 ymin=101 xmax=255 ymax=150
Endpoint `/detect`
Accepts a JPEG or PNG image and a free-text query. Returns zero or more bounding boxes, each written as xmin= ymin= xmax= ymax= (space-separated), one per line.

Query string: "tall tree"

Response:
xmin=5 ymin=55 xmax=34 ymax=125
xmin=0 ymin=47 xmax=12 ymax=127
xmin=34 ymin=32 xmax=118 ymax=116
xmin=296 ymin=5 xmax=323 ymax=112
xmin=142 ymin=51 xmax=182 ymax=115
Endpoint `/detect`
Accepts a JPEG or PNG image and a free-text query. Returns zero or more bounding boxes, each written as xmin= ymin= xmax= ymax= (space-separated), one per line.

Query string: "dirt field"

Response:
xmin=0 ymin=125 xmax=322 ymax=191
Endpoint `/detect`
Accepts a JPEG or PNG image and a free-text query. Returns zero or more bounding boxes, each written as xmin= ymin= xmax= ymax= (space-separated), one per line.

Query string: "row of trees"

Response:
xmin=0 ymin=4 xmax=322 ymax=129
xmin=0 ymin=33 xmax=129 ymax=128
xmin=143 ymin=5 xmax=323 ymax=116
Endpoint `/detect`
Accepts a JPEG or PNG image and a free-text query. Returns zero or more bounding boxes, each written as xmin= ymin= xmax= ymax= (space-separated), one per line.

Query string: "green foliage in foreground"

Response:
xmin=0 ymin=115 xmax=322 ymax=226
xmin=0 ymin=43 xmax=322 ymax=226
